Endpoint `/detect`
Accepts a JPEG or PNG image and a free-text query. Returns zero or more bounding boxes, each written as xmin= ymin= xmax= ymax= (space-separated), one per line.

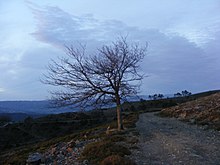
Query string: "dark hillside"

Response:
xmin=0 ymin=111 xmax=107 ymax=153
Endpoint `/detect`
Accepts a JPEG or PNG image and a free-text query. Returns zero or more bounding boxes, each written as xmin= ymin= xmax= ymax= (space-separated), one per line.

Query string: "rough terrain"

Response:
xmin=160 ymin=92 xmax=220 ymax=130
xmin=131 ymin=112 xmax=220 ymax=165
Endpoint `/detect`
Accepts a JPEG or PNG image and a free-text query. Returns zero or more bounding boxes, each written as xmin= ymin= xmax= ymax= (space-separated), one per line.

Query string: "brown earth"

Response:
xmin=160 ymin=92 xmax=220 ymax=130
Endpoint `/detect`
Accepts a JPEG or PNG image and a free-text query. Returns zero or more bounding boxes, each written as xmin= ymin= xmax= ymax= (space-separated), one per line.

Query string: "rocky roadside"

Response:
xmin=27 ymin=138 xmax=100 ymax=165
xmin=25 ymin=113 xmax=140 ymax=165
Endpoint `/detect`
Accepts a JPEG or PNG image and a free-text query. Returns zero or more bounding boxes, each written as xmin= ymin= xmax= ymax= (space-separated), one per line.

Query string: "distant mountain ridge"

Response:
xmin=0 ymin=96 xmax=150 ymax=115
xmin=0 ymin=100 xmax=75 ymax=115
xmin=1 ymin=91 xmax=219 ymax=122
xmin=0 ymin=93 xmax=208 ymax=115
xmin=0 ymin=112 xmax=45 ymax=122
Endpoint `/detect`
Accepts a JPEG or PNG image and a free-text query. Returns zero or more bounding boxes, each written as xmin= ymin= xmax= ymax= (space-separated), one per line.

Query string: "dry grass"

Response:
xmin=1 ymin=110 xmax=141 ymax=164
xmin=81 ymin=140 xmax=131 ymax=164
xmin=100 ymin=155 xmax=136 ymax=165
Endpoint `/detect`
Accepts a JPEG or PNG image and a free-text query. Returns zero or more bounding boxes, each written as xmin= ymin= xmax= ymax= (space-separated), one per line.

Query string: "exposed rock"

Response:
xmin=27 ymin=138 xmax=100 ymax=165
xmin=105 ymin=125 xmax=118 ymax=135
xmin=26 ymin=152 xmax=42 ymax=165
xmin=106 ymin=125 xmax=111 ymax=135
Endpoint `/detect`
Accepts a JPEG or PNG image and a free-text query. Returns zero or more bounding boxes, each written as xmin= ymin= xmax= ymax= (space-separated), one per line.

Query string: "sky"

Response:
xmin=0 ymin=0 xmax=220 ymax=100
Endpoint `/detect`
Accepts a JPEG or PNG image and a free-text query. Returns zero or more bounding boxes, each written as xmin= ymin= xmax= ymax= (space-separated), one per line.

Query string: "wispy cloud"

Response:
xmin=0 ymin=88 xmax=5 ymax=93
xmin=28 ymin=3 xmax=220 ymax=94
xmin=28 ymin=3 xmax=137 ymax=49
xmin=0 ymin=1 xmax=219 ymax=100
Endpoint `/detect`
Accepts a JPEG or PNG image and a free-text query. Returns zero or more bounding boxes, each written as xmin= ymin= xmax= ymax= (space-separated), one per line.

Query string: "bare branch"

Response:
xmin=43 ymin=37 xmax=147 ymax=130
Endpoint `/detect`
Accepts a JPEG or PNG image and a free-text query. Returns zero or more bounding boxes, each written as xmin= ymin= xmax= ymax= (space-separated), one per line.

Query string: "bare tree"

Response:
xmin=43 ymin=37 xmax=147 ymax=130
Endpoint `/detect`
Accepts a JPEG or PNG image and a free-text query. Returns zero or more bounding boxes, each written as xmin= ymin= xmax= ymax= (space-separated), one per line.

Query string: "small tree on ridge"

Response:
xmin=43 ymin=37 xmax=147 ymax=130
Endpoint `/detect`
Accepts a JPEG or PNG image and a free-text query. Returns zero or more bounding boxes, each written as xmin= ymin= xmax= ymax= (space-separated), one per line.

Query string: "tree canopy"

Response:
xmin=43 ymin=37 xmax=147 ymax=130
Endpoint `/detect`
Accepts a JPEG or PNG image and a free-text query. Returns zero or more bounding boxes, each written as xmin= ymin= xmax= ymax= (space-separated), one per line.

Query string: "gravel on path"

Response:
xmin=131 ymin=112 xmax=220 ymax=165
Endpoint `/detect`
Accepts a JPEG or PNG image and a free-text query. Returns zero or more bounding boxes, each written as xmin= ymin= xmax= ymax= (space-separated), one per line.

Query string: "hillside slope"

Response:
xmin=160 ymin=92 xmax=220 ymax=130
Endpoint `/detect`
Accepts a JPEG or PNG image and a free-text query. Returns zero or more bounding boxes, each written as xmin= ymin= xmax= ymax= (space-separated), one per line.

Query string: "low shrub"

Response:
xmin=128 ymin=137 xmax=139 ymax=144
xmin=123 ymin=113 xmax=139 ymax=128
xmin=106 ymin=134 xmax=126 ymax=143
xmin=100 ymin=155 xmax=136 ymax=165
xmin=81 ymin=140 xmax=131 ymax=164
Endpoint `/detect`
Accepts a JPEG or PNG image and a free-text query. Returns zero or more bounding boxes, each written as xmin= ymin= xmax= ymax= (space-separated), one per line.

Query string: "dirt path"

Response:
xmin=131 ymin=112 xmax=220 ymax=165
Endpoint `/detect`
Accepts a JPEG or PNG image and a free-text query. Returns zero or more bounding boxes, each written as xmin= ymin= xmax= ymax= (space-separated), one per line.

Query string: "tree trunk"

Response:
xmin=116 ymin=95 xmax=123 ymax=131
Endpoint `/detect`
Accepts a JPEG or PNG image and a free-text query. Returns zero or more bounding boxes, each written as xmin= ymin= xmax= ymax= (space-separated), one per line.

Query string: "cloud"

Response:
xmin=129 ymin=31 xmax=213 ymax=94
xmin=29 ymin=5 xmax=91 ymax=49
xmin=0 ymin=88 xmax=5 ymax=93
xmin=29 ymin=4 xmax=138 ymax=49
xmin=0 ymin=1 xmax=219 ymax=100
xmin=27 ymin=4 xmax=220 ymax=95
xmin=0 ymin=40 xmax=63 ymax=100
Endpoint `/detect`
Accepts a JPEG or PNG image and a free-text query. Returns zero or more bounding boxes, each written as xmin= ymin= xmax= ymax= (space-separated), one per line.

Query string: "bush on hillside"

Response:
xmin=81 ymin=140 xmax=131 ymax=164
xmin=100 ymin=155 xmax=136 ymax=165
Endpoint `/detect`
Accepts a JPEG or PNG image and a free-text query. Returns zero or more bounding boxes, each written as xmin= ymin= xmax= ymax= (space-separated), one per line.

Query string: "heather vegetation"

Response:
xmin=0 ymin=109 xmax=139 ymax=164
xmin=160 ymin=91 xmax=220 ymax=130
xmin=0 ymin=90 xmax=219 ymax=164
xmin=0 ymin=116 xmax=11 ymax=126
